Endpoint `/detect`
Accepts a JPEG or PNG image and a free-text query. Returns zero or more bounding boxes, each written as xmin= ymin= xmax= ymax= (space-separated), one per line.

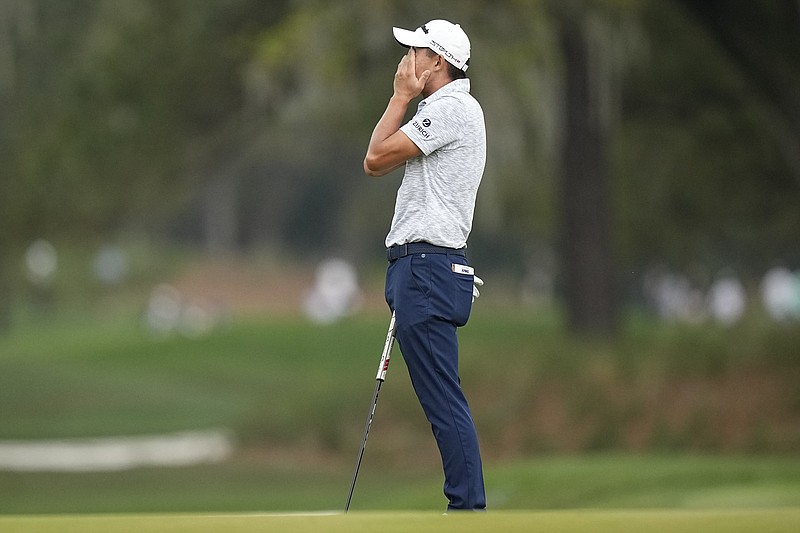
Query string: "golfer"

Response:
xmin=363 ymin=19 xmax=487 ymax=511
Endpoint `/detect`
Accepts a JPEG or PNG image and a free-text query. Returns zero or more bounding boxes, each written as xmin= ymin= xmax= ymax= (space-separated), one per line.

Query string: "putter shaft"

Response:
xmin=344 ymin=311 xmax=396 ymax=512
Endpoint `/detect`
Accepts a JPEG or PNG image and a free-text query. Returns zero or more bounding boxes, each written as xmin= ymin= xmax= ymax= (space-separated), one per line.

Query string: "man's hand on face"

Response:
xmin=393 ymin=48 xmax=431 ymax=102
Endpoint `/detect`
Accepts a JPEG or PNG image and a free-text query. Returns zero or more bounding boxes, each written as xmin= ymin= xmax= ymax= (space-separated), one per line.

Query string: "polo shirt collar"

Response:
xmin=418 ymin=79 xmax=471 ymax=109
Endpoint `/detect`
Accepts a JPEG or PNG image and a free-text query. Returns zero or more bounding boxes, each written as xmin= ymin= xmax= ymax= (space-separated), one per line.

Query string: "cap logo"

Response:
xmin=422 ymin=118 xmax=431 ymax=127
xmin=429 ymin=39 xmax=462 ymax=66
xmin=420 ymin=24 xmax=429 ymax=34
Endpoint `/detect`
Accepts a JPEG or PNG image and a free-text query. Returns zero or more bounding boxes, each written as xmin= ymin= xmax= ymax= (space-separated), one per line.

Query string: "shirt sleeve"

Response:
xmin=400 ymin=96 xmax=463 ymax=156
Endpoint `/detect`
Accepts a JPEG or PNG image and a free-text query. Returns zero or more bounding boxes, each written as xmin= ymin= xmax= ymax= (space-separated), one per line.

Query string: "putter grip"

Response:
xmin=375 ymin=311 xmax=396 ymax=381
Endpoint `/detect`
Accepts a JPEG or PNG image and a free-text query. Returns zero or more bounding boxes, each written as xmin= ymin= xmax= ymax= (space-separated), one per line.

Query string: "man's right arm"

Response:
xmin=363 ymin=49 xmax=430 ymax=177
xmin=363 ymin=95 xmax=420 ymax=177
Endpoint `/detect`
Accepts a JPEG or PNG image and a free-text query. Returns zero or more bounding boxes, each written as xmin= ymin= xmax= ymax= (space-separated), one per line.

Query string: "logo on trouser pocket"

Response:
xmin=451 ymin=263 xmax=474 ymax=275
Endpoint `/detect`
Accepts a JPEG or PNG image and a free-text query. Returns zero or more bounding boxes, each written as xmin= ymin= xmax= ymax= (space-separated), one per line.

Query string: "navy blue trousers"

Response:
xmin=385 ymin=251 xmax=486 ymax=511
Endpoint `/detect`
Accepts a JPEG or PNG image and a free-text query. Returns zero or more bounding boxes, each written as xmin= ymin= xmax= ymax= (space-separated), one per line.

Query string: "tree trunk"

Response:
xmin=559 ymin=16 xmax=618 ymax=337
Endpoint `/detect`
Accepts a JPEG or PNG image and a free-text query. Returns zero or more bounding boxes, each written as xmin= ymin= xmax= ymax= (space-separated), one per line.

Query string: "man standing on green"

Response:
xmin=363 ymin=19 xmax=487 ymax=511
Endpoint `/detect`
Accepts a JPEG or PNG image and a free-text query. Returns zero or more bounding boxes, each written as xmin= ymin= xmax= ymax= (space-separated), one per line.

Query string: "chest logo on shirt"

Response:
xmin=411 ymin=117 xmax=432 ymax=139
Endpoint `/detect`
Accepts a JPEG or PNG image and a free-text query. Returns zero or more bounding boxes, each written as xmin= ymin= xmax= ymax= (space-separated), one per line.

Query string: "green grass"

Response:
xmin=1 ymin=455 xmax=799 ymax=514
xmin=1 ymin=510 xmax=799 ymax=533
xmin=2 ymin=309 xmax=797 ymax=448
xmin=0 ymin=315 xmax=388 ymax=441
xmin=0 ymin=309 xmax=799 ymax=516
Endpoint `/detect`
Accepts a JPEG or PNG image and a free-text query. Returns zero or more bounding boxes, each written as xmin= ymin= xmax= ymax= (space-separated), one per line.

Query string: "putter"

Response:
xmin=344 ymin=310 xmax=396 ymax=513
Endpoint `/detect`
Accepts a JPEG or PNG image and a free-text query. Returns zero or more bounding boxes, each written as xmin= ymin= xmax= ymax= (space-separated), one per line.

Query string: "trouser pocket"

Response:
xmin=451 ymin=268 xmax=474 ymax=327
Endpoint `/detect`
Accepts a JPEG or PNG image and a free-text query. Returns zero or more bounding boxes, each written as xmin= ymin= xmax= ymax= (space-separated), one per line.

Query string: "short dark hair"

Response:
xmin=421 ymin=48 xmax=467 ymax=80
xmin=446 ymin=61 xmax=467 ymax=80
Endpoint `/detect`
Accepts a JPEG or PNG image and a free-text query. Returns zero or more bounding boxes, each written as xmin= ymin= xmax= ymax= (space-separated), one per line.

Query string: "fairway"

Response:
xmin=2 ymin=314 xmax=800 ymax=517
xmin=2 ymin=509 xmax=799 ymax=533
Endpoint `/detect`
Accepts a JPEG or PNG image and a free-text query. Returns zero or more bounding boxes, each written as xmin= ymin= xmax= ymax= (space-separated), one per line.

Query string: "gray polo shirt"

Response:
xmin=385 ymin=78 xmax=486 ymax=249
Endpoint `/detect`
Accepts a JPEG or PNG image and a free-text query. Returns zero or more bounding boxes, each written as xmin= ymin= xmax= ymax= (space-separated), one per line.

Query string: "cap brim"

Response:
xmin=392 ymin=27 xmax=428 ymax=48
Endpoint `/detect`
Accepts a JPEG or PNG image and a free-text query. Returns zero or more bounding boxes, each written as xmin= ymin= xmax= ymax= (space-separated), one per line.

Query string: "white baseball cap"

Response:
xmin=392 ymin=19 xmax=471 ymax=72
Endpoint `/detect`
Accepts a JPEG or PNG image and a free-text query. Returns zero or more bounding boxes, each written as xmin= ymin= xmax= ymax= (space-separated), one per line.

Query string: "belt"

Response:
xmin=387 ymin=242 xmax=466 ymax=262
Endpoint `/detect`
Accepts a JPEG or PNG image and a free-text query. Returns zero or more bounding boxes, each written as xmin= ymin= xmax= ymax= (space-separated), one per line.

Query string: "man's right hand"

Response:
xmin=393 ymin=48 xmax=431 ymax=102
xmin=363 ymin=49 xmax=426 ymax=177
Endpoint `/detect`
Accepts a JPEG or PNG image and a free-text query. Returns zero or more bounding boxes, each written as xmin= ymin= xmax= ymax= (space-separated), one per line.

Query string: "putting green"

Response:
xmin=1 ymin=509 xmax=798 ymax=532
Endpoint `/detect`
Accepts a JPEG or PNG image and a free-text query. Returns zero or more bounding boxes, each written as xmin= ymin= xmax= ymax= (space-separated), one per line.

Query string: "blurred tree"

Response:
xmin=547 ymin=1 xmax=643 ymax=337
xmin=1 ymin=0 xmax=799 ymax=334
xmin=558 ymin=11 xmax=618 ymax=336
xmin=676 ymin=0 xmax=800 ymax=182
xmin=0 ymin=0 xmax=287 ymax=326
xmin=615 ymin=0 xmax=800 ymax=280
xmin=0 ymin=0 xmax=46 ymax=328
xmin=541 ymin=0 xmax=799 ymax=335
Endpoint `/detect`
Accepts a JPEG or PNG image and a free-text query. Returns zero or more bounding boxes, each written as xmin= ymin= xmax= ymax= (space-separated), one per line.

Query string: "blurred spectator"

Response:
xmin=143 ymin=283 xmax=227 ymax=338
xmin=643 ymin=267 xmax=705 ymax=323
xmin=761 ymin=266 xmax=800 ymax=321
xmin=23 ymin=239 xmax=58 ymax=316
xmin=707 ymin=274 xmax=746 ymax=326
xmin=24 ymin=239 xmax=58 ymax=287
xmin=303 ymin=258 xmax=362 ymax=324
xmin=145 ymin=284 xmax=183 ymax=335
xmin=92 ymin=245 xmax=130 ymax=285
